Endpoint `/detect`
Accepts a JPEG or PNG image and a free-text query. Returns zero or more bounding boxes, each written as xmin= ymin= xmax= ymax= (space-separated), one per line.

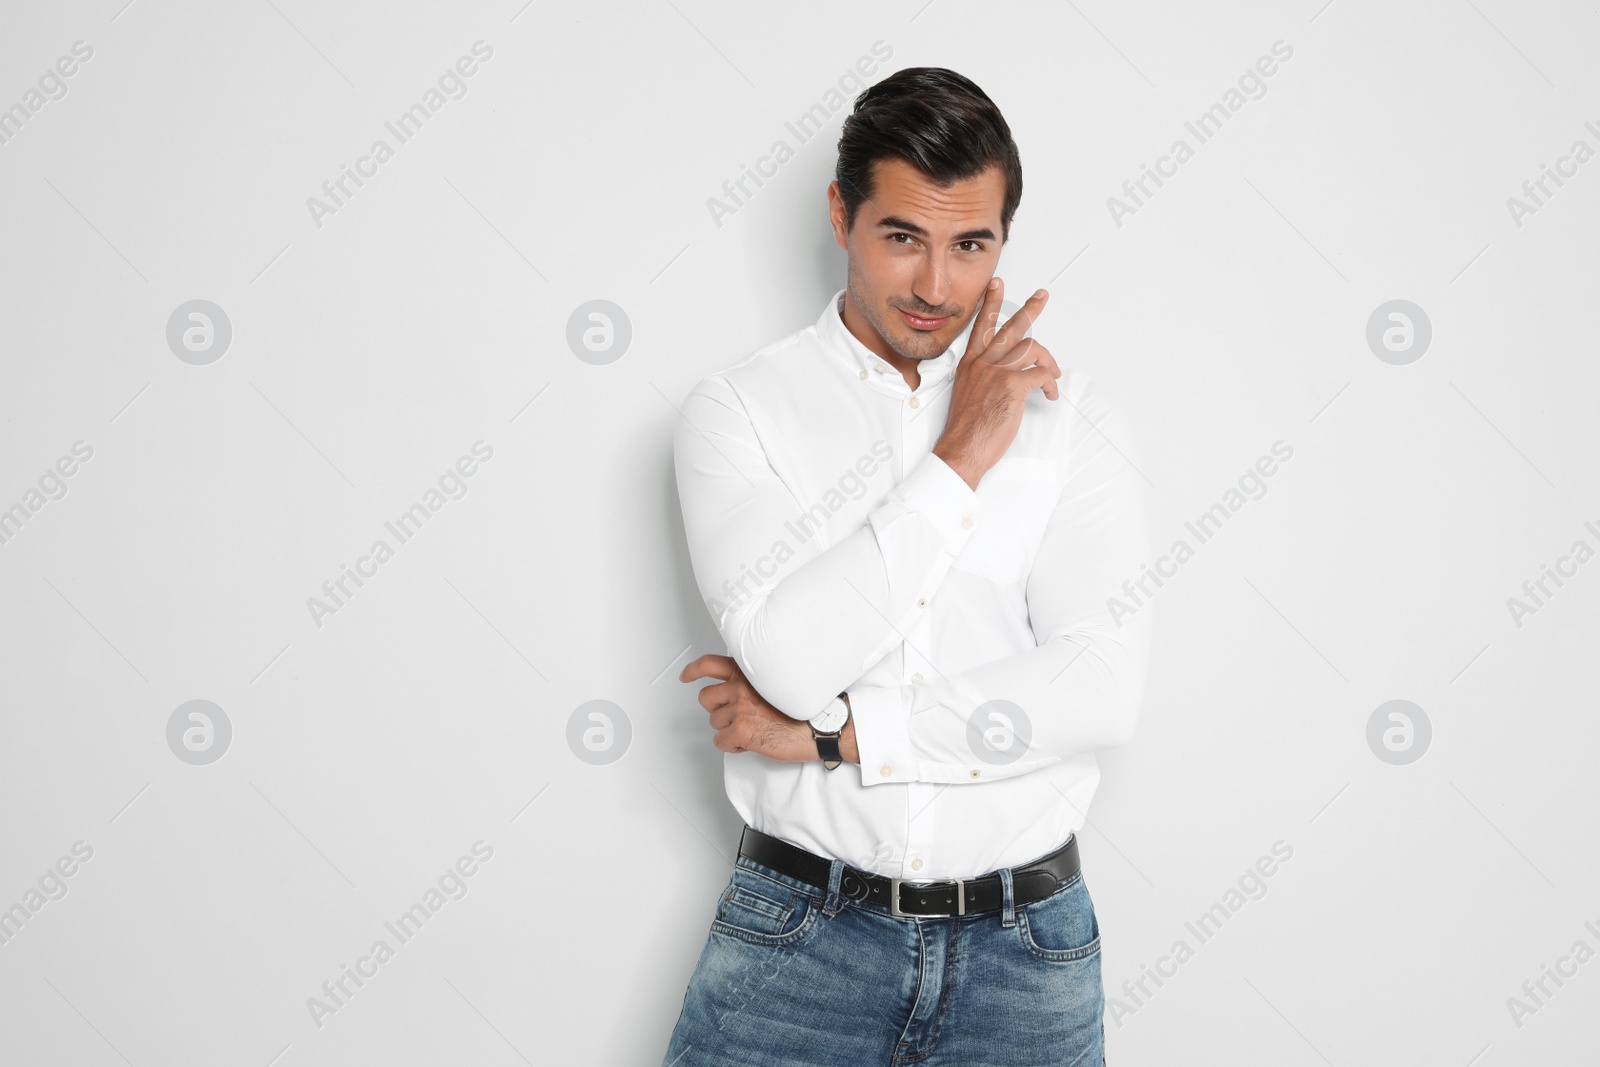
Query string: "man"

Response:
xmin=662 ymin=67 xmax=1152 ymax=1066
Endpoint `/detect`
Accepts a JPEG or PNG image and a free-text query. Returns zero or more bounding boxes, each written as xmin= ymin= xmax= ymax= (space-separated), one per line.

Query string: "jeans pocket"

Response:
xmin=711 ymin=862 xmax=819 ymax=947
xmin=1017 ymin=871 xmax=1101 ymax=962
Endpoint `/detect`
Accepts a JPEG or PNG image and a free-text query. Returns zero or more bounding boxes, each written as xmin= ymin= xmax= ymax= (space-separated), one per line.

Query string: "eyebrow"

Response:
xmin=876 ymin=215 xmax=997 ymax=242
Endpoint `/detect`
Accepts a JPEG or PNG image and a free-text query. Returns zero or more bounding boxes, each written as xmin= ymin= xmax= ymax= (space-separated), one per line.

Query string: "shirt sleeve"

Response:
xmin=673 ymin=373 xmax=983 ymax=720
xmin=848 ymin=380 xmax=1154 ymax=786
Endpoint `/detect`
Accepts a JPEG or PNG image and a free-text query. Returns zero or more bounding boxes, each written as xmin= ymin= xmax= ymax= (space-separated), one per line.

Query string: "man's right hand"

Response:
xmin=932 ymin=278 xmax=1061 ymax=490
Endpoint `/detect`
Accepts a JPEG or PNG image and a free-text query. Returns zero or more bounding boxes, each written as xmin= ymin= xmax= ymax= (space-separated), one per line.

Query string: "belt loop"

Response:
xmin=998 ymin=866 xmax=1016 ymax=927
xmin=825 ymin=857 xmax=845 ymax=912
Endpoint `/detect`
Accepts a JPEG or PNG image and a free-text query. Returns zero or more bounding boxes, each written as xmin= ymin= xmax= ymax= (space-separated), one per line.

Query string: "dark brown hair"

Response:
xmin=835 ymin=67 xmax=1023 ymax=240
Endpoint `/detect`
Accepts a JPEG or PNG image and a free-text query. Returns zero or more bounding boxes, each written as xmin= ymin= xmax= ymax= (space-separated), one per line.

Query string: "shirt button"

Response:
xmin=859 ymin=369 xmax=868 ymax=380
xmin=969 ymin=769 xmax=981 ymax=779
xmin=961 ymin=517 xmax=973 ymax=529
xmin=908 ymin=396 xmax=920 ymax=408
xmin=916 ymin=598 xmax=926 ymax=608
xmin=879 ymin=764 xmax=893 ymax=778
xmin=912 ymin=673 xmax=924 ymax=683
xmin=911 ymin=858 xmax=924 ymax=871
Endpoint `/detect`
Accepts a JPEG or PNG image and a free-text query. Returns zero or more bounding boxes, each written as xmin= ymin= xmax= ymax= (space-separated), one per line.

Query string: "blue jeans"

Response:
xmin=661 ymin=846 xmax=1105 ymax=1066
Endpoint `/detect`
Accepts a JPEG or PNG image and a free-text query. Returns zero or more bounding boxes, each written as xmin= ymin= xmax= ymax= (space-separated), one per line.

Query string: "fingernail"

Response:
xmin=1035 ymin=289 xmax=1046 ymax=299
xmin=988 ymin=278 xmax=1000 ymax=290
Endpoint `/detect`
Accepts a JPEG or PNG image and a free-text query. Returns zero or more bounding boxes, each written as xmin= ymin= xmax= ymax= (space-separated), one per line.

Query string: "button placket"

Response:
xmin=902 ymin=404 xmax=918 ymax=473
xmin=903 ymin=781 xmax=940 ymax=880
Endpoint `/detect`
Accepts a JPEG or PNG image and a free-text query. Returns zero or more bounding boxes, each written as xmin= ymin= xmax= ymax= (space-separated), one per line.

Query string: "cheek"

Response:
xmin=952 ymin=260 xmax=1001 ymax=311
xmin=852 ymin=248 xmax=907 ymax=298
xmin=956 ymin=282 xmax=988 ymax=315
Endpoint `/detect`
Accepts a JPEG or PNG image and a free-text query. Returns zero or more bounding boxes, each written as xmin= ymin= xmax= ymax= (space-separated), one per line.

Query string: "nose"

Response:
xmin=910 ymin=250 xmax=951 ymax=313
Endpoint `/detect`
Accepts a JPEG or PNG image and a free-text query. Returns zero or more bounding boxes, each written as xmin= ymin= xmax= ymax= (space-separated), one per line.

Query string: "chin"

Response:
xmin=885 ymin=339 xmax=926 ymax=361
xmin=897 ymin=332 xmax=950 ymax=360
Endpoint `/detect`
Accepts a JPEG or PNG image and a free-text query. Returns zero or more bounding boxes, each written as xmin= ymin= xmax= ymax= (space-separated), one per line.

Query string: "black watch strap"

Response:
xmin=812 ymin=725 xmax=843 ymax=769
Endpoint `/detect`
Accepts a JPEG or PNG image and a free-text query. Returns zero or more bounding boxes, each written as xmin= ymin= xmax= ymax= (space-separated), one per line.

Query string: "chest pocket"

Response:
xmin=951 ymin=457 xmax=1061 ymax=584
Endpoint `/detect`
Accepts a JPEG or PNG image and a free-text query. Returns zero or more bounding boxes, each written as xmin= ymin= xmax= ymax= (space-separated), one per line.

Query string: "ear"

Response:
xmin=826 ymin=181 xmax=849 ymax=251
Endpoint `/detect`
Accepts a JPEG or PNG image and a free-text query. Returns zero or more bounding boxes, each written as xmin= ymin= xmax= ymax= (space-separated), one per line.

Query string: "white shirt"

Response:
xmin=673 ymin=289 xmax=1153 ymax=881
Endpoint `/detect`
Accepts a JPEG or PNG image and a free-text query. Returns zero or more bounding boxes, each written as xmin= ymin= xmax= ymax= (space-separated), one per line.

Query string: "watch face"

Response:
xmin=811 ymin=697 xmax=847 ymax=734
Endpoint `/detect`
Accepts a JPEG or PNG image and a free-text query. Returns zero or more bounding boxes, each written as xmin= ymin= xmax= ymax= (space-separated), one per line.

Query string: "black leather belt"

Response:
xmin=737 ymin=825 xmax=1080 ymax=918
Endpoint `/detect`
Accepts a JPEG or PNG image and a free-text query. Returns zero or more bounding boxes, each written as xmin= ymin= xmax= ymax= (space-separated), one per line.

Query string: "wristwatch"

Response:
xmin=810 ymin=693 xmax=849 ymax=770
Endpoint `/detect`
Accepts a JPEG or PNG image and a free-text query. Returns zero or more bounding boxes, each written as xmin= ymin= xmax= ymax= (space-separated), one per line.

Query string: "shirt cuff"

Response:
xmin=848 ymin=685 xmax=915 ymax=786
xmin=893 ymin=452 xmax=982 ymax=552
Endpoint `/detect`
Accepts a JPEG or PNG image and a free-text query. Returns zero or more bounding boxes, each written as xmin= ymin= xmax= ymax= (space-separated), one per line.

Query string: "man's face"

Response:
xmin=829 ymin=157 xmax=1007 ymax=363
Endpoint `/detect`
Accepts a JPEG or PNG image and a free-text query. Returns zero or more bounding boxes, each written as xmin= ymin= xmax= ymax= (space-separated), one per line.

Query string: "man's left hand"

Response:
xmin=680 ymin=654 xmax=817 ymax=762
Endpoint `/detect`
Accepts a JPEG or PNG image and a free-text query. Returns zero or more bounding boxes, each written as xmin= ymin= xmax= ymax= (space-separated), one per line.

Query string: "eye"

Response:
xmin=888 ymin=232 xmax=917 ymax=245
xmin=956 ymin=240 xmax=984 ymax=253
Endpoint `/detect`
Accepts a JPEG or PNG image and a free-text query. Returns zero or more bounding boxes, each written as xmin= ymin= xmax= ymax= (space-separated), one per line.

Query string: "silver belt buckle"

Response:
xmin=890 ymin=877 xmax=965 ymax=917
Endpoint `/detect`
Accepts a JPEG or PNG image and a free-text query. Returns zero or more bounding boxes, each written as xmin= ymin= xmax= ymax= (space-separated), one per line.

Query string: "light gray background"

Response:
xmin=2 ymin=0 xmax=1596 ymax=1064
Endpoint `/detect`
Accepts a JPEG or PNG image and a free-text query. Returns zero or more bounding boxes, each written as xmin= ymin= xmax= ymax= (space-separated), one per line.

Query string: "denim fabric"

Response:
xmin=661 ymin=850 xmax=1105 ymax=1066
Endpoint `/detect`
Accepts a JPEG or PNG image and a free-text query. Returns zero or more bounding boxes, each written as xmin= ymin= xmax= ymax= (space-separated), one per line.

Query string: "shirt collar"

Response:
xmin=818 ymin=288 xmax=977 ymax=388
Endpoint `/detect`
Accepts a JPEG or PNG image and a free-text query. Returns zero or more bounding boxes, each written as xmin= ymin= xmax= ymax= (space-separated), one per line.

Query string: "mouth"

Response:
xmin=897 ymin=308 xmax=950 ymax=331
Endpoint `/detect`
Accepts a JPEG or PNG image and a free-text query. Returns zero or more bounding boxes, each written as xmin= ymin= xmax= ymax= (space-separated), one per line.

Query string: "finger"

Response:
xmin=985 ymin=289 xmax=1049 ymax=362
xmin=994 ymin=334 xmax=1045 ymax=370
xmin=1007 ymin=338 xmax=1058 ymax=374
xmin=1021 ymin=363 xmax=1061 ymax=401
xmin=713 ymin=724 xmax=749 ymax=753
xmin=1007 ymin=340 xmax=1061 ymax=398
xmin=965 ymin=277 xmax=1004 ymax=357
xmin=697 ymin=680 xmax=740 ymax=712
xmin=1030 ymin=348 xmax=1062 ymax=400
xmin=679 ymin=653 xmax=736 ymax=683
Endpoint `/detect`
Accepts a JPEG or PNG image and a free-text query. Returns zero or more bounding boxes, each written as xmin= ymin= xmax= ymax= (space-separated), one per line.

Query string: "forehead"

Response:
xmin=864 ymin=157 xmax=1004 ymax=232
